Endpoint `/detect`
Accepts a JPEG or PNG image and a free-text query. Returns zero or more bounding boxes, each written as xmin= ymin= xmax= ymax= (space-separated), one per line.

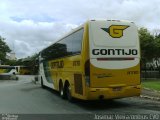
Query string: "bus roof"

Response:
xmin=0 ymin=65 xmax=15 ymax=69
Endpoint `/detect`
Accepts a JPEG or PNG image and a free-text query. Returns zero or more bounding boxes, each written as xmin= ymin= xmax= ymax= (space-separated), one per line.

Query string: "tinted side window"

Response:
xmin=41 ymin=28 xmax=84 ymax=60
xmin=72 ymin=29 xmax=83 ymax=54
xmin=58 ymin=35 xmax=73 ymax=56
xmin=42 ymin=43 xmax=67 ymax=60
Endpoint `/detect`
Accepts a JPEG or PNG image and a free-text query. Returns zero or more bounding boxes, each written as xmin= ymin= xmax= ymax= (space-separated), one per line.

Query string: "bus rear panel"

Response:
xmin=85 ymin=20 xmax=141 ymax=100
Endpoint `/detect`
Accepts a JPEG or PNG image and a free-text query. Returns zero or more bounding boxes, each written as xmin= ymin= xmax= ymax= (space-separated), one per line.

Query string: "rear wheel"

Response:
xmin=66 ymin=83 xmax=74 ymax=102
xmin=41 ymin=77 xmax=45 ymax=88
xmin=59 ymin=82 xmax=65 ymax=99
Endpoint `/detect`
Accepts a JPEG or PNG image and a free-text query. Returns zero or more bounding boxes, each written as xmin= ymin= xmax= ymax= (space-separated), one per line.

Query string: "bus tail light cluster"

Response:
xmin=85 ymin=76 xmax=90 ymax=87
xmin=85 ymin=60 xmax=90 ymax=87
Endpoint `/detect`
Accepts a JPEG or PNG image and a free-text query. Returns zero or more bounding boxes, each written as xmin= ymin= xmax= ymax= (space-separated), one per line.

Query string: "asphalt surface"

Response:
xmin=0 ymin=75 xmax=160 ymax=120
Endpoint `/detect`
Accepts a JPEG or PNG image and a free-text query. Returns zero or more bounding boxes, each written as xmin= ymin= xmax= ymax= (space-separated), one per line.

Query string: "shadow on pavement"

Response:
xmin=44 ymin=86 xmax=130 ymax=111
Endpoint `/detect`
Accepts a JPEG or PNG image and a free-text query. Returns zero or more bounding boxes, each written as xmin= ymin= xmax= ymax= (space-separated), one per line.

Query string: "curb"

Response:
xmin=141 ymin=88 xmax=160 ymax=101
xmin=143 ymin=87 xmax=160 ymax=93
xmin=140 ymin=95 xmax=160 ymax=101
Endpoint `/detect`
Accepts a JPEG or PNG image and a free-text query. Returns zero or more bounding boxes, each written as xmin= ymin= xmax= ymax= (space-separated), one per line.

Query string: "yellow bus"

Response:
xmin=0 ymin=65 xmax=18 ymax=75
xmin=18 ymin=66 xmax=31 ymax=75
xmin=0 ymin=65 xmax=31 ymax=76
xmin=38 ymin=20 xmax=141 ymax=101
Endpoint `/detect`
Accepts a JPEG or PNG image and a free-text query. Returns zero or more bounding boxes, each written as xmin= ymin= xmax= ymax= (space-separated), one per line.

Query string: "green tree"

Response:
xmin=0 ymin=36 xmax=11 ymax=64
xmin=154 ymin=33 xmax=160 ymax=56
xmin=153 ymin=33 xmax=160 ymax=71
xmin=139 ymin=28 xmax=160 ymax=79
xmin=13 ymin=53 xmax=39 ymax=75
xmin=23 ymin=54 xmax=39 ymax=75
xmin=139 ymin=28 xmax=155 ymax=62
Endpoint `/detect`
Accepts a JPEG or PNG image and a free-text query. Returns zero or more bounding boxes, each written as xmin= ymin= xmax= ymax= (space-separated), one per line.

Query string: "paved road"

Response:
xmin=0 ymin=75 xmax=160 ymax=119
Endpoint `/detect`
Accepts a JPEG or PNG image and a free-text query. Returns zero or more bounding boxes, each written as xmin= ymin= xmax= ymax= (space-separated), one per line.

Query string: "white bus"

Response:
xmin=0 ymin=65 xmax=19 ymax=75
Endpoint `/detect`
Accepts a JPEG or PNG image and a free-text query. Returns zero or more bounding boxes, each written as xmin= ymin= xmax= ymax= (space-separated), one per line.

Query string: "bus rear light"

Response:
xmin=97 ymin=58 xmax=135 ymax=61
xmin=85 ymin=76 xmax=90 ymax=87
xmin=132 ymin=85 xmax=141 ymax=89
xmin=85 ymin=60 xmax=90 ymax=87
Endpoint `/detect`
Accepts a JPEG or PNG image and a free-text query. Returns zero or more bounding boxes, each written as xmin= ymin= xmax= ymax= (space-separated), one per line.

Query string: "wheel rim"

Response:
xmin=60 ymin=87 xmax=63 ymax=96
xmin=66 ymin=85 xmax=71 ymax=100
xmin=41 ymin=79 xmax=43 ymax=86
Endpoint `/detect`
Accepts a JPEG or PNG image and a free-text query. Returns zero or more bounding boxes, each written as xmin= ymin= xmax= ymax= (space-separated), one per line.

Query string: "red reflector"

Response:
xmin=97 ymin=58 xmax=135 ymax=61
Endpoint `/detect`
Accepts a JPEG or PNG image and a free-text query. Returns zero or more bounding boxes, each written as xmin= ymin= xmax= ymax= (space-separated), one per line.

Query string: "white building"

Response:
xmin=6 ymin=52 xmax=17 ymax=60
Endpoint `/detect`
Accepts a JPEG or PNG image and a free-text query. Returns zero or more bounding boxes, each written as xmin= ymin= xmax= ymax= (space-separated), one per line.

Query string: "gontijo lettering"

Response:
xmin=92 ymin=49 xmax=138 ymax=56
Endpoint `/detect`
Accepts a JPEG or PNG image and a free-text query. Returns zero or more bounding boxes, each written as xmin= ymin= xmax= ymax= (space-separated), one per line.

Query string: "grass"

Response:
xmin=142 ymin=80 xmax=160 ymax=91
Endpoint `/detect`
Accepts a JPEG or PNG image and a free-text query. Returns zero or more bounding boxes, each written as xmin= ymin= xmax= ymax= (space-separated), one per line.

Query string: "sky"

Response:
xmin=0 ymin=0 xmax=160 ymax=58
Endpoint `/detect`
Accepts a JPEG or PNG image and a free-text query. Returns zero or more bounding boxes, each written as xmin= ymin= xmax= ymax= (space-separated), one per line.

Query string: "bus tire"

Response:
xmin=66 ymin=83 xmax=74 ymax=102
xmin=59 ymin=81 xmax=65 ymax=99
xmin=41 ymin=77 xmax=45 ymax=89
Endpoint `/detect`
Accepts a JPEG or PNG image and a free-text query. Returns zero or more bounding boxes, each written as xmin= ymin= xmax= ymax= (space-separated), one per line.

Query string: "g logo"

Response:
xmin=101 ymin=25 xmax=129 ymax=38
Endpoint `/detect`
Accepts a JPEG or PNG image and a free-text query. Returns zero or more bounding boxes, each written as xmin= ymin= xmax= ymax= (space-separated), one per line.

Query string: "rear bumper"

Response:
xmin=85 ymin=85 xmax=141 ymax=100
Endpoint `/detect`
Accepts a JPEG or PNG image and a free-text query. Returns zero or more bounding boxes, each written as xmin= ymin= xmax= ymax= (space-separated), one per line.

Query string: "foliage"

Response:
xmin=15 ymin=54 xmax=39 ymax=74
xmin=5 ymin=59 xmax=17 ymax=66
xmin=139 ymin=28 xmax=155 ymax=62
xmin=138 ymin=28 xmax=160 ymax=71
xmin=154 ymin=34 xmax=160 ymax=58
xmin=0 ymin=36 xmax=11 ymax=64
